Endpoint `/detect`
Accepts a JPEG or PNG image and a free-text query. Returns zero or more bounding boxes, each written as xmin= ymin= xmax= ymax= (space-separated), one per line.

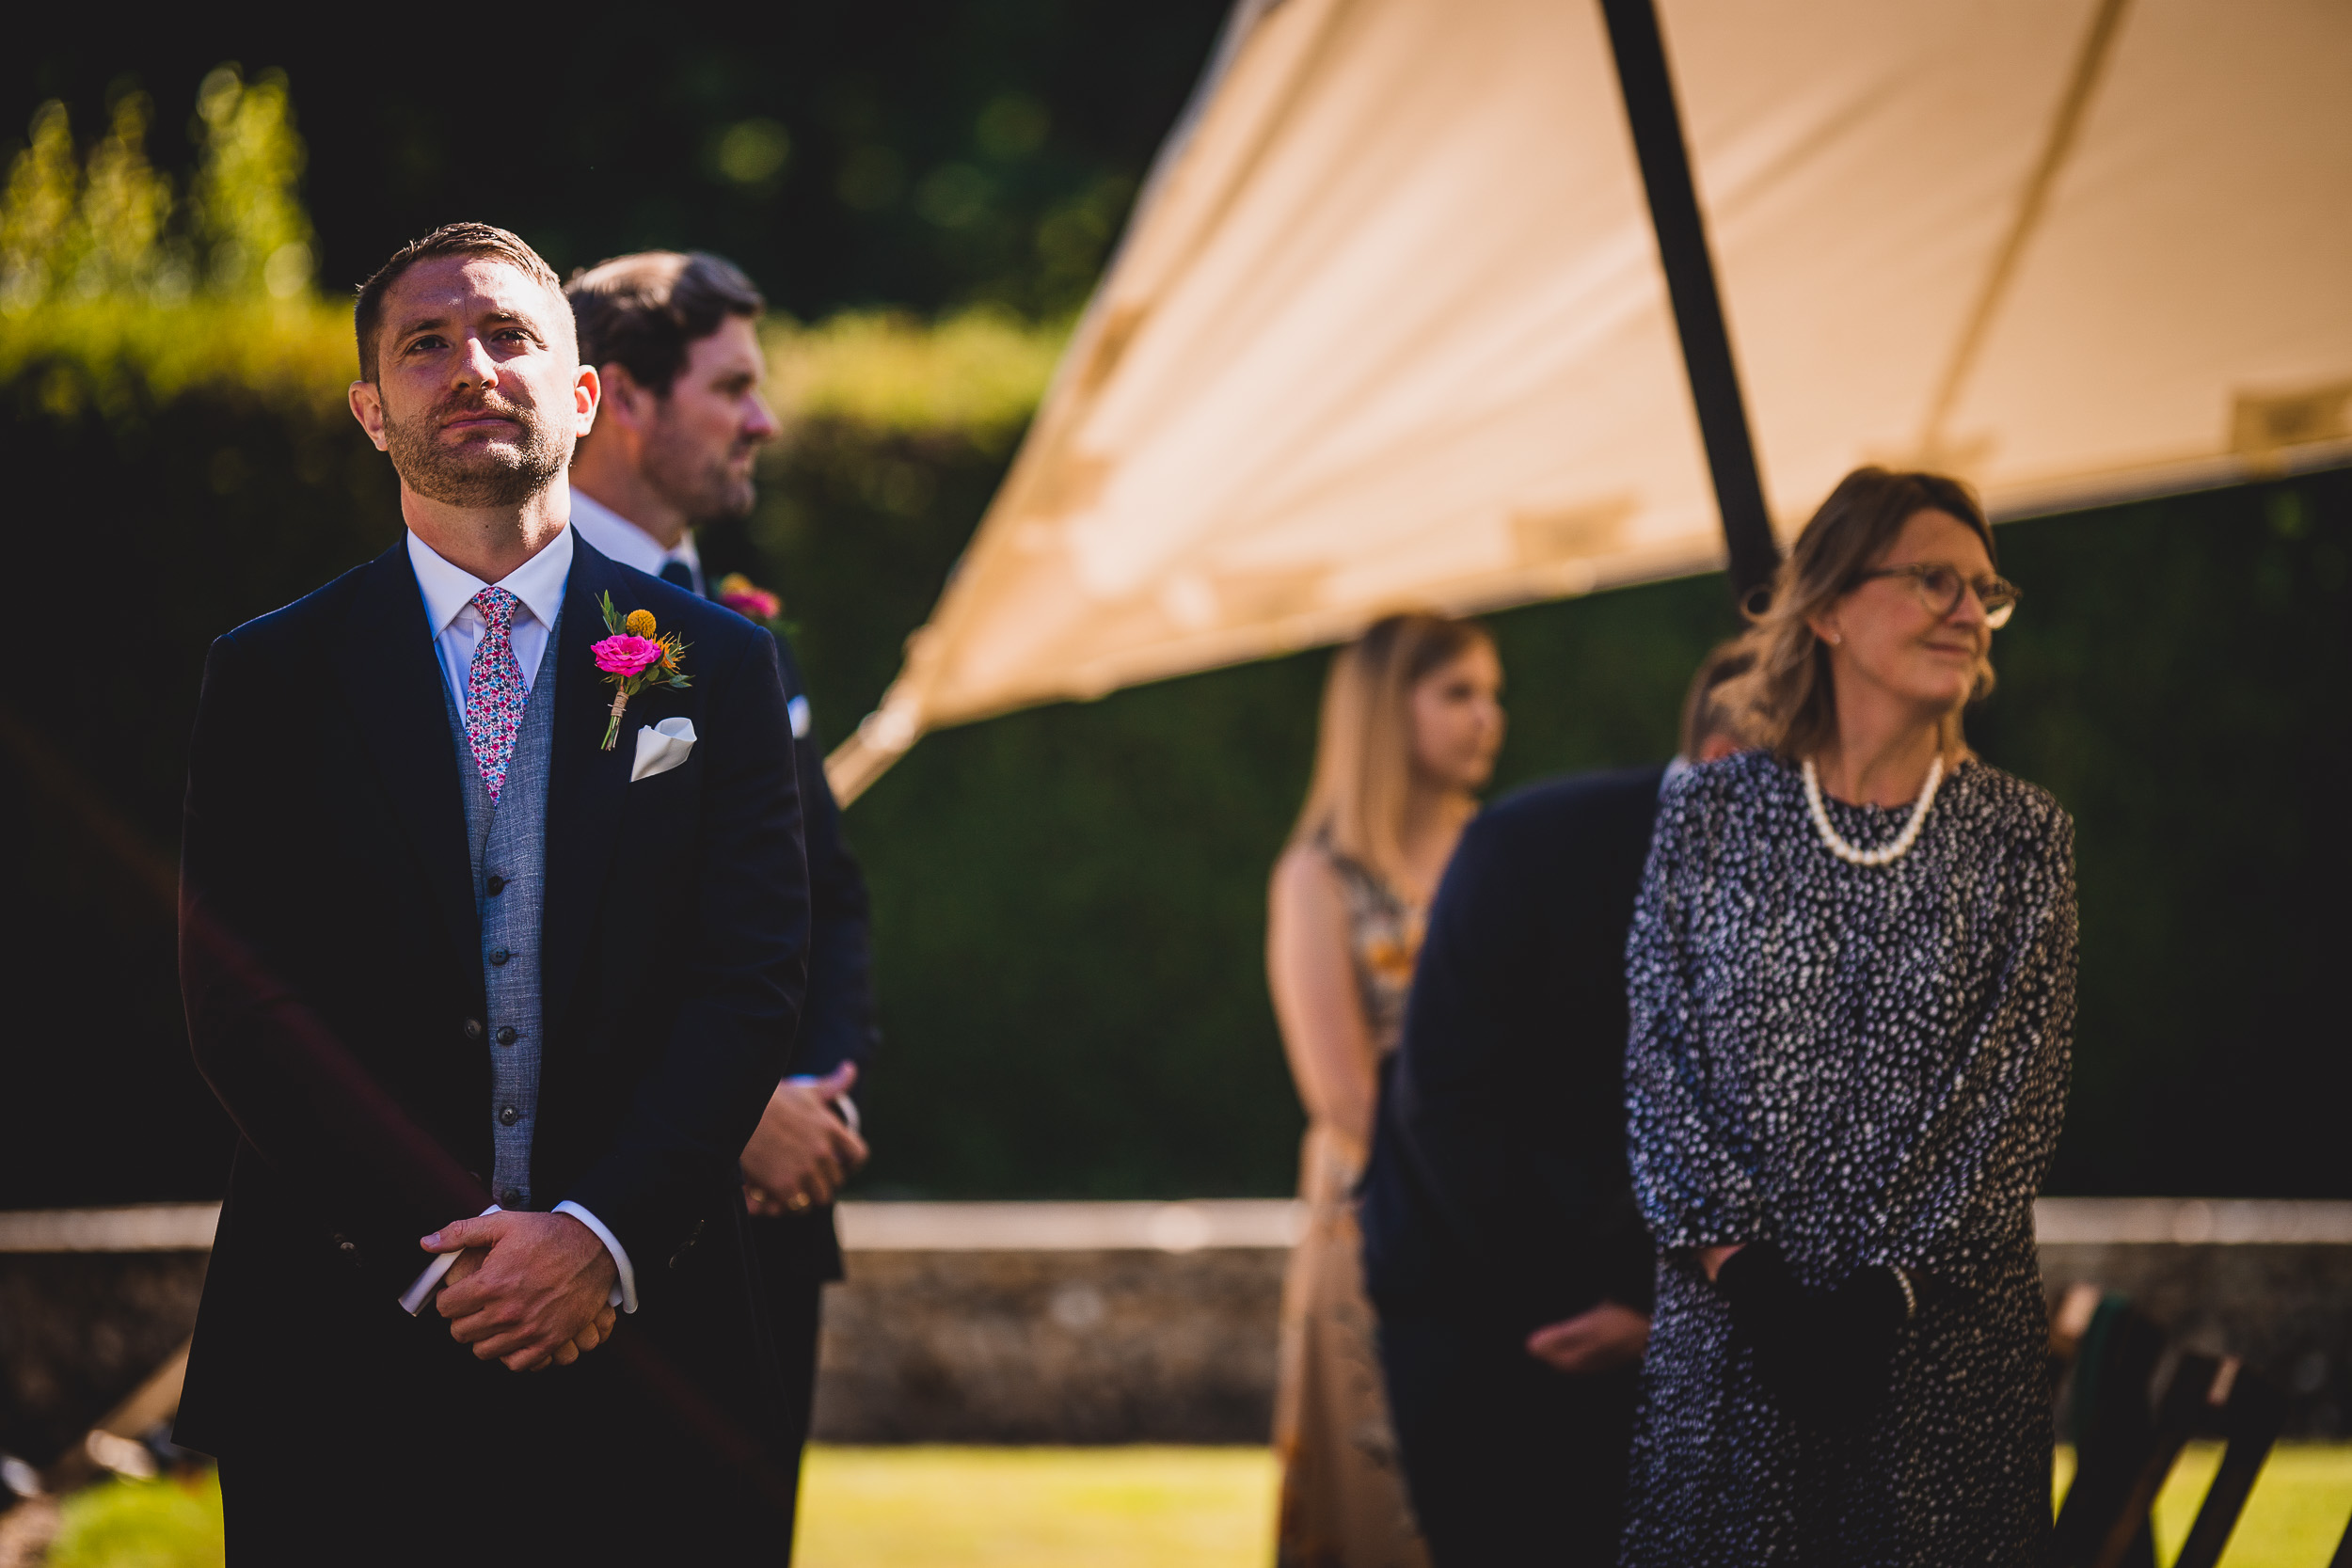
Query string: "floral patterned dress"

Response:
xmin=1274 ymin=843 xmax=1432 ymax=1568
xmin=1621 ymin=752 xmax=2077 ymax=1566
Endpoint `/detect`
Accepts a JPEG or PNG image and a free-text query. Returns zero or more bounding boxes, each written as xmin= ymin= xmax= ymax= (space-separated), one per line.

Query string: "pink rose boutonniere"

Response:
xmin=592 ymin=593 xmax=691 ymax=751
xmin=715 ymin=573 xmax=782 ymax=624
xmin=716 ymin=572 xmax=800 ymax=640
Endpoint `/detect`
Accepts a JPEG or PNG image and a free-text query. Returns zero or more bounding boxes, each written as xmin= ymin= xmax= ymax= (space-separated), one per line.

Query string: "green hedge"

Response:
xmin=3 ymin=293 xmax=2346 ymax=1204
xmin=728 ymin=449 xmax=2352 ymax=1200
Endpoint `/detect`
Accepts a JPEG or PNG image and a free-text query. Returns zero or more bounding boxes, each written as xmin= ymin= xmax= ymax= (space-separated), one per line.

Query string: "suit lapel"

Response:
xmin=335 ymin=545 xmax=480 ymax=974
xmin=540 ymin=537 xmax=634 ymax=1025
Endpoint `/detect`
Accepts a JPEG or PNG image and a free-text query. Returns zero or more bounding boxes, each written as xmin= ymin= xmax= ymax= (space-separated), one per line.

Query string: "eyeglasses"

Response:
xmin=1853 ymin=562 xmax=2021 ymax=629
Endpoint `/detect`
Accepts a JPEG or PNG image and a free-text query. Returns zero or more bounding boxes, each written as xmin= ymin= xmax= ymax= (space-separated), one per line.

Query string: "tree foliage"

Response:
xmin=1 ymin=68 xmax=311 ymax=316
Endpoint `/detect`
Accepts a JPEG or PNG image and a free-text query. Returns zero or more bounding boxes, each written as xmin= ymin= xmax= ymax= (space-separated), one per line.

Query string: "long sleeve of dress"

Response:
xmin=1877 ymin=805 xmax=2077 ymax=1270
xmin=1624 ymin=773 xmax=1762 ymax=1249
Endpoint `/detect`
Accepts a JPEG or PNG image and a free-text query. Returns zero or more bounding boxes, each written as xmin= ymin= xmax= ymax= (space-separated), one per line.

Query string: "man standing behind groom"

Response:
xmin=564 ymin=249 xmax=880 ymax=1551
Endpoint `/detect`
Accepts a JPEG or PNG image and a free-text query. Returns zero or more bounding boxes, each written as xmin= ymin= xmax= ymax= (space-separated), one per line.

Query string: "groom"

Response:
xmin=175 ymin=222 xmax=809 ymax=1561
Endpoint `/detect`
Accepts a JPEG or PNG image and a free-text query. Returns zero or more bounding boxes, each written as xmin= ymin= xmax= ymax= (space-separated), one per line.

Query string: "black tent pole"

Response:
xmin=1597 ymin=0 xmax=1780 ymax=605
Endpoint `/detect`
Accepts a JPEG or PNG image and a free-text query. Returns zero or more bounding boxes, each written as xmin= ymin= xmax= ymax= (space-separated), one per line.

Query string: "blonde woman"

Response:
xmin=1622 ymin=468 xmax=2077 ymax=1565
xmin=1268 ymin=613 xmax=1503 ymax=1568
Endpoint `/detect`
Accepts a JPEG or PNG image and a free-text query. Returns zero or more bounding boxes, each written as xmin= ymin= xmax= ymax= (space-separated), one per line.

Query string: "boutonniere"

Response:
xmin=716 ymin=573 xmax=800 ymax=639
xmin=591 ymin=594 xmax=691 ymax=751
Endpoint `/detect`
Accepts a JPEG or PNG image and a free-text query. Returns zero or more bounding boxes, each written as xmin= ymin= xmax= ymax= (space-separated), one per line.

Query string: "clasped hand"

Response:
xmin=420 ymin=1211 xmax=619 ymax=1372
xmin=741 ymin=1062 xmax=868 ymax=1216
xmin=1713 ymin=1241 xmax=1910 ymax=1429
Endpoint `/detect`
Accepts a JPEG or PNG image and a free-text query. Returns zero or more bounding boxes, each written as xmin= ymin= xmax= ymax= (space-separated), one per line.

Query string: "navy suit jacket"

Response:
xmin=768 ymin=633 xmax=877 ymax=1085
xmin=1360 ymin=766 xmax=1666 ymax=1333
xmin=175 ymin=535 xmax=808 ymax=1459
xmin=747 ymin=620 xmax=878 ymax=1283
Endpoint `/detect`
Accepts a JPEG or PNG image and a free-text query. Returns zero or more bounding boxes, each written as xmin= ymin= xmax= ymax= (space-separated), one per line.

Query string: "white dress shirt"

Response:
xmin=400 ymin=525 xmax=638 ymax=1316
xmin=567 ymin=484 xmax=704 ymax=594
xmin=406 ymin=525 xmax=572 ymax=705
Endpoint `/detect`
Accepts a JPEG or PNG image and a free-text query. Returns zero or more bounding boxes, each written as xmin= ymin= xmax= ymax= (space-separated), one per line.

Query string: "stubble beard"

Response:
xmin=384 ymin=390 xmax=571 ymax=509
xmin=643 ymin=425 xmax=760 ymax=523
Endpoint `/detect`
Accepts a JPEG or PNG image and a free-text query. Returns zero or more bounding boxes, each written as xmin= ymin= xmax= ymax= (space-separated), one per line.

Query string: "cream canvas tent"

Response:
xmin=828 ymin=0 xmax=2352 ymax=803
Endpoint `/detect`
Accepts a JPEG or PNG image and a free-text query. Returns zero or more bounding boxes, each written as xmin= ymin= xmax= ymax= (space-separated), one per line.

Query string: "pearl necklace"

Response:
xmin=1802 ymin=754 xmax=1944 ymax=866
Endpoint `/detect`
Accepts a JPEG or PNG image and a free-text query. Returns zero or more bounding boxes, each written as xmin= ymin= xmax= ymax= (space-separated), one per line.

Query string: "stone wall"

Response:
xmin=0 ymin=1252 xmax=207 ymax=1465
xmin=4 ymin=1199 xmax=2347 ymax=1463
xmin=813 ymin=1247 xmax=1287 ymax=1443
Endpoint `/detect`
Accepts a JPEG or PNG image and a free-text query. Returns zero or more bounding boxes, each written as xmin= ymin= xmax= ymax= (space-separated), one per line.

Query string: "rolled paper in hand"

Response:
xmin=399 ymin=1205 xmax=501 ymax=1317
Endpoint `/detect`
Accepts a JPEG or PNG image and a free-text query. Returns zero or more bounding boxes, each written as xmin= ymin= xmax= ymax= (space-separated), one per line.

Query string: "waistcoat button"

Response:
xmin=485 ymin=875 xmax=507 ymax=896
xmin=498 ymin=1105 xmax=520 ymax=1126
xmin=496 ymin=1025 xmax=517 ymax=1047
xmin=489 ymin=948 xmax=510 ymax=966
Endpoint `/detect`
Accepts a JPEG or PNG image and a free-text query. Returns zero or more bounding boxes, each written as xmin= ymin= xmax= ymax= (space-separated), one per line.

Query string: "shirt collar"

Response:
xmin=405 ymin=524 xmax=575 ymax=636
xmin=567 ymin=484 xmax=699 ymax=578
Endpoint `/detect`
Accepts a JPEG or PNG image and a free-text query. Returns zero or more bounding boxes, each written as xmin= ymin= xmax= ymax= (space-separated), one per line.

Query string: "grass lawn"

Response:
xmin=795 ymin=1445 xmax=1279 ymax=1567
xmin=2051 ymin=1443 xmax=2352 ymax=1568
xmin=30 ymin=1443 xmax=2352 ymax=1566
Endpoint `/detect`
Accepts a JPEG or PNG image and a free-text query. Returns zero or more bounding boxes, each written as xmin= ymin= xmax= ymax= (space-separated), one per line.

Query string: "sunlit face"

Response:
xmin=637 ymin=315 xmax=781 ymax=521
xmin=1409 ymin=641 xmax=1505 ymax=792
xmin=1814 ymin=508 xmax=1994 ymax=721
xmin=352 ymin=254 xmax=595 ymax=507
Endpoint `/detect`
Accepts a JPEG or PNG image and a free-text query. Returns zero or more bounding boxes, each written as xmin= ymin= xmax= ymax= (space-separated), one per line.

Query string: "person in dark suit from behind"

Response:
xmin=1359 ymin=644 xmax=1756 ymax=1564
xmin=564 ymin=250 xmax=880 ymax=1559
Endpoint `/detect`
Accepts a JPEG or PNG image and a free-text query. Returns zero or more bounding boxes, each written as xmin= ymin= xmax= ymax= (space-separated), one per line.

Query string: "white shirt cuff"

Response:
xmin=400 ymin=1205 xmax=500 ymax=1316
xmin=554 ymin=1200 xmax=638 ymax=1313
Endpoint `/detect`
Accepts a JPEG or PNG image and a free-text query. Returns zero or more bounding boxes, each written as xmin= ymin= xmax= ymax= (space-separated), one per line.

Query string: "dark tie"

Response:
xmin=659 ymin=560 xmax=697 ymax=594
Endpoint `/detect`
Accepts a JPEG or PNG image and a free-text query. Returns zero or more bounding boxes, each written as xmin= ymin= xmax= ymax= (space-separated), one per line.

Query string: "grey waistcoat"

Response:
xmin=439 ymin=617 xmax=562 ymax=1211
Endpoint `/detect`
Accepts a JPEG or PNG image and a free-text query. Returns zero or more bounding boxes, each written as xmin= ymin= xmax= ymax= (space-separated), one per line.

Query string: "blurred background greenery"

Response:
xmin=3 ymin=10 xmax=2344 ymax=1207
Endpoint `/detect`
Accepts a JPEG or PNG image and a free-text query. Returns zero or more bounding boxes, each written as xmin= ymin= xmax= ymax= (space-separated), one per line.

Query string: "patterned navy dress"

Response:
xmin=1621 ymin=751 xmax=2077 ymax=1567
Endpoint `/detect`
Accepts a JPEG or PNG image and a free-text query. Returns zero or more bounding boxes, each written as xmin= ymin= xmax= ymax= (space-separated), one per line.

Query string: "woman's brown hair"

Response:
xmin=1290 ymin=612 xmax=1494 ymax=892
xmin=1721 ymin=467 xmax=1998 ymax=762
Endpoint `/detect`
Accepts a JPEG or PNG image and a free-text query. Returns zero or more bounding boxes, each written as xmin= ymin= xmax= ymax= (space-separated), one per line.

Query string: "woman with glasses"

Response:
xmin=1620 ymin=467 xmax=2076 ymax=1565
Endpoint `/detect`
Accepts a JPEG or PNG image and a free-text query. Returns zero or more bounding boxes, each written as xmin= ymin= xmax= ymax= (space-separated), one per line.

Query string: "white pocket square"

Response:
xmin=630 ymin=717 xmax=696 ymax=782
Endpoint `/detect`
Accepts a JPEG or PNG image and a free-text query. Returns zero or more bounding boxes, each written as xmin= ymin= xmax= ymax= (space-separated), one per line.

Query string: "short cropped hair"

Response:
xmin=1679 ymin=641 xmax=1759 ymax=759
xmin=353 ymin=222 xmax=566 ymax=384
xmin=565 ymin=251 xmax=765 ymax=396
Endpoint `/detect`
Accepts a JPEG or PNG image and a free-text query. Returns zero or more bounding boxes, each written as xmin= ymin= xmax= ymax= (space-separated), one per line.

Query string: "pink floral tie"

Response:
xmin=464 ymin=587 xmax=528 ymax=803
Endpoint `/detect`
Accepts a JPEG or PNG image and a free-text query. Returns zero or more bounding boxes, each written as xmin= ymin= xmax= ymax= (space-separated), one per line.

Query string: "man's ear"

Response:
xmin=348 ymin=380 xmax=389 ymax=451
xmin=596 ymin=362 xmax=656 ymax=436
xmin=574 ymin=364 xmax=601 ymax=437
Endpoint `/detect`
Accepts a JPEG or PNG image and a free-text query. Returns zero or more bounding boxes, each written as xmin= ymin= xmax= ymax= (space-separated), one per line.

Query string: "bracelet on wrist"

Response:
xmin=1887 ymin=1263 xmax=1918 ymax=1321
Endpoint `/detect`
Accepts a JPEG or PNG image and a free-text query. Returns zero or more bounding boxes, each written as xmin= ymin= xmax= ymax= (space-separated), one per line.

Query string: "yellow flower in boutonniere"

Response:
xmin=591 ymin=593 xmax=691 ymax=751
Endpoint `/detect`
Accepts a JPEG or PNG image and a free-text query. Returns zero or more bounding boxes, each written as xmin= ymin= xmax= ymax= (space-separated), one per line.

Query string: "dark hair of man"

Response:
xmin=564 ymin=252 xmax=766 ymax=398
xmin=1679 ymin=641 xmax=1757 ymax=759
xmin=352 ymin=222 xmax=566 ymax=385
